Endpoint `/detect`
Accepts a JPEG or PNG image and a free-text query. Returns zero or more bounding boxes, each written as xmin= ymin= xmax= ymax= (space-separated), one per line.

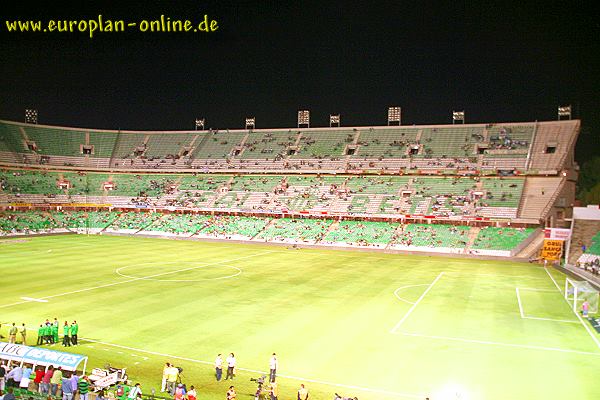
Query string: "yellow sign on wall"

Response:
xmin=541 ymin=239 xmax=563 ymax=261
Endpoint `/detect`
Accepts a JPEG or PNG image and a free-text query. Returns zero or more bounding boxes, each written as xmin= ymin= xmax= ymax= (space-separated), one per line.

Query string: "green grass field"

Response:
xmin=1 ymin=235 xmax=599 ymax=400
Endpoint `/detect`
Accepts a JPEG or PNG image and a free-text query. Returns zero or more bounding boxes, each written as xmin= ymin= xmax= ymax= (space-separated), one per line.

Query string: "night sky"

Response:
xmin=1 ymin=1 xmax=598 ymax=163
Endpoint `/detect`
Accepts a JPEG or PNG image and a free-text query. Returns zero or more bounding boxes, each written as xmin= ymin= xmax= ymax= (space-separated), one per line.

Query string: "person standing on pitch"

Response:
xmin=70 ymin=321 xmax=79 ymax=345
xmin=226 ymin=386 xmax=236 ymax=400
xmin=269 ymin=353 xmax=278 ymax=383
xmin=37 ymin=324 xmax=44 ymax=345
xmin=582 ymin=300 xmax=590 ymax=317
xmin=62 ymin=321 xmax=71 ymax=347
xmin=8 ymin=323 xmax=17 ymax=344
xmin=52 ymin=318 xmax=59 ymax=344
xmin=215 ymin=354 xmax=223 ymax=381
xmin=297 ymin=384 xmax=309 ymax=400
xmin=161 ymin=363 xmax=170 ymax=392
xmin=225 ymin=353 xmax=236 ymax=380
xmin=19 ymin=324 xmax=26 ymax=345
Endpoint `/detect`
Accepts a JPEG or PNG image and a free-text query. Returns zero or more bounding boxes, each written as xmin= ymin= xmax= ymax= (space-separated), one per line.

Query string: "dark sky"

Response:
xmin=1 ymin=1 xmax=598 ymax=163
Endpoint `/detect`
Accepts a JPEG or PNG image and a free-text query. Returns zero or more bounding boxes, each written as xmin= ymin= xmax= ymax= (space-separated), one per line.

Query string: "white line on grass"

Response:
xmin=393 ymin=284 xmax=429 ymax=305
xmin=390 ymin=272 xmax=444 ymax=333
xmin=395 ymin=331 xmax=600 ymax=357
xmin=516 ymin=287 xmax=578 ymax=323
xmin=517 ymin=287 xmax=557 ymax=292
xmin=20 ymin=297 xmax=48 ymax=303
xmin=543 ymin=267 xmax=600 ymax=350
xmin=0 ymin=251 xmax=275 ymax=309
xmin=516 ymin=288 xmax=525 ymax=318
xmin=523 ymin=316 xmax=579 ymax=324
xmin=79 ymin=338 xmax=422 ymax=399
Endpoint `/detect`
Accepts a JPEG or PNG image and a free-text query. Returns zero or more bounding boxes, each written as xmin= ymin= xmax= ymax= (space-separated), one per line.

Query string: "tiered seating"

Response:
xmin=481 ymin=178 xmax=524 ymax=207
xmin=178 ymin=174 xmax=232 ymax=191
xmin=292 ymin=131 xmax=352 ymax=158
xmin=346 ymin=176 xmax=409 ymax=194
xmin=200 ymin=215 xmax=269 ymax=237
xmin=0 ymin=169 xmax=64 ymax=195
xmin=240 ymin=131 xmax=295 ymax=159
xmin=323 ymin=220 xmax=398 ymax=245
xmin=192 ymin=131 xmax=245 ymax=159
xmin=89 ymin=131 xmax=118 ymax=157
xmin=229 ymin=175 xmax=283 ymax=192
xmin=149 ymin=213 xmax=211 ymax=234
xmin=145 ymin=133 xmax=194 ymax=157
xmin=258 ymin=218 xmax=331 ymax=241
xmin=393 ymin=224 xmax=470 ymax=248
xmin=51 ymin=210 xmax=119 ymax=229
xmin=0 ymin=210 xmax=61 ymax=233
xmin=111 ymin=133 xmax=146 ymax=158
xmin=471 ymin=227 xmax=535 ymax=250
xmin=356 ymin=128 xmax=417 ymax=158
xmin=418 ymin=127 xmax=483 ymax=158
xmin=24 ymin=126 xmax=87 ymax=157
xmin=109 ymin=212 xmax=161 ymax=230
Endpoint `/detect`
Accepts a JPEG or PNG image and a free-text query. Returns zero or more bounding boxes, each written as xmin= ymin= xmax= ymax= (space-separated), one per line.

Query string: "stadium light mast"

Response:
xmin=195 ymin=118 xmax=205 ymax=131
xmin=298 ymin=110 xmax=310 ymax=128
xmin=452 ymin=111 xmax=465 ymax=124
xmin=387 ymin=106 xmax=401 ymax=126
xmin=558 ymin=105 xmax=572 ymax=120
xmin=329 ymin=114 xmax=340 ymax=127
xmin=245 ymin=117 xmax=256 ymax=130
xmin=25 ymin=109 xmax=38 ymax=124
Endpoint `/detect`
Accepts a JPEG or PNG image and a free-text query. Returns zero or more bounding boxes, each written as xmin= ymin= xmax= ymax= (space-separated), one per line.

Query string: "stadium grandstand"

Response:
xmin=0 ymin=117 xmax=580 ymax=258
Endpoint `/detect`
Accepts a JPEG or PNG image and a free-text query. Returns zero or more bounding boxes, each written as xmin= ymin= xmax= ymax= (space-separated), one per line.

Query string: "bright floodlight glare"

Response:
xmin=195 ymin=118 xmax=205 ymax=130
xmin=245 ymin=117 xmax=256 ymax=130
xmin=434 ymin=383 xmax=470 ymax=400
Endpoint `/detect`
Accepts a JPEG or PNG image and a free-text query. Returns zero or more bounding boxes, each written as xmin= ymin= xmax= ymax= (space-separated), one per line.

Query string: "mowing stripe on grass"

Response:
xmin=0 ymin=251 xmax=274 ymax=309
xmin=543 ymin=267 xmax=600 ymax=350
xmin=390 ymin=272 xmax=444 ymax=333
xmin=79 ymin=338 xmax=423 ymax=399
xmin=395 ymin=331 xmax=600 ymax=357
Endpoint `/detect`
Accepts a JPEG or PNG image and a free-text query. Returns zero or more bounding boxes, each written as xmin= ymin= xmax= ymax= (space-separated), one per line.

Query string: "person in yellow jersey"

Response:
xmin=226 ymin=385 xmax=236 ymax=400
xmin=165 ymin=364 xmax=178 ymax=395
xmin=297 ymin=384 xmax=308 ymax=400
xmin=161 ymin=363 xmax=170 ymax=392
xmin=268 ymin=380 xmax=278 ymax=400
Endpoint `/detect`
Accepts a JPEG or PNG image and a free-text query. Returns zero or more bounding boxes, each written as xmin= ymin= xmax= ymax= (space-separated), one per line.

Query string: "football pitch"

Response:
xmin=1 ymin=235 xmax=599 ymax=400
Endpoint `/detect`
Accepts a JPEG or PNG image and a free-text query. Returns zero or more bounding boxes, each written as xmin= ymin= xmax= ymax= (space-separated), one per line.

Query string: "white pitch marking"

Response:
xmin=395 ymin=331 xmax=600 ymax=357
xmin=544 ymin=267 xmax=600 ymax=350
xmin=20 ymin=297 xmax=48 ymax=303
xmin=390 ymin=272 xmax=444 ymax=333
xmin=393 ymin=284 xmax=429 ymax=305
xmin=79 ymin=338 xmax=422 ymax=399
xmin=523 ymin=316 xmax=579 ymax=324
xmin=518 ymin=287 xmax=557 ymax=292
xmin=516 ymin=288 xmax=525 ymax=318
xmin=0 ymin=251 xmax=275 ymax=309
xmin=516 ymin=287 xmax=578 ymax=323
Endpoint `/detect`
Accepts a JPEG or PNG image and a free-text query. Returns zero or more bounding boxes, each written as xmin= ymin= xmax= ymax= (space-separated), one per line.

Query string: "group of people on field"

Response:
xmin=160 ymin=353 xmax=307 ymax=400
xmin=36 ymin=318 xmax=79 ymax=347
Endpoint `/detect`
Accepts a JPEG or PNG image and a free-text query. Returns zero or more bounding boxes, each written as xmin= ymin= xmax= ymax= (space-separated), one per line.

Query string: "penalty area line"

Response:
xmin=544 ymin=267 xmax=600 ymax=350
xmin=79 ymin=338 xmax=422 ymax=399
xmin=395 ymin=331 xmax=600 ymax=357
